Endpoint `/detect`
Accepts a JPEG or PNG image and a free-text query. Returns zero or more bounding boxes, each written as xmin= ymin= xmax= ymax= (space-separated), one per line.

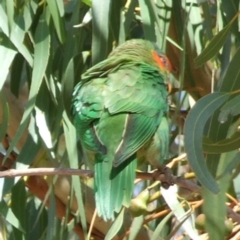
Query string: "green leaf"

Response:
xmin=161 ymin=187 xmax=198 ymax=239
xmin=218 ymin=94 xmax=240 ymax=123
xmin=62 ymin=58 xmax=75 ymax=120
xmin=91 ymin=0 xmax=111 ymax=64
xmin=46 ymin=188 xmax=56 ymax=240
xmin=10 ymin=53 xmax=25 ymax=97
xmin=6 ymin=0 xmax=14 ymax=32
xmin=184 ymin=92 xmax=230 ymax=193
xmin=219 ymin=47 xmax=240 ymax=92
xmin=221 ymin=151 xmax=240 ymax=176
xmin=195 ymin=12 xmax=239 ymax=67
xmin=0 ymin=200 xmax=25 ymax=232
xmin=56 ymin=0 xmax=65 ymax=17
xmin=128 ymin=215 xmax=144 ymax=240
xmin=0 ymin=92 xmax=9 ymax=141
xmin=9 ymin=15 xmax=33 ymax=66
xmin=0 ymin=34 xmax=17 ymax=90
xmin=11 ymin=180 xmax=27 ymax=231
xmin=138 ymin=0 xmax=156 ymax=42
xmin=16 ymin=133 xmax=41 ymax=166
xmin=35 ymin=107 xmax=54 ymax=158
xmin=0 ymin=5 xmax=9 ymax=35
xmin=124 ymin=0 xmax=138 ymax=42
xmin=46 ymin=0 xmax=66 ymax=43
xmin=25 ymin=197 xmax=48 ymax=240
xmin=4 ymin=11 xmax=50 ymax=161
xmin=105 ymin=208 xmax=124 ymax=240
xmin=63 ymin=111 xmax=88 ymax=239
xmin=152 ymin=211 xmax=173 ymax=240
xmin=202 ymin=132 xmax=240 ymax=153
xmin=30 ymin=15 xmax=50 ymax=101
xmin=203 ymin=151 xmax=231 ymax=240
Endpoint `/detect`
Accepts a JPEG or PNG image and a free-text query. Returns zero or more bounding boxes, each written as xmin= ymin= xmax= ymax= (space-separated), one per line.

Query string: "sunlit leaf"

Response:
xmin=0 ymin=92 xmax=9 ymax=141
xmin=0 ymin=200 xmax=25 ymax=232
xmin=128 ymin=215 xmax=144 ymax=240
xmin=0 ymin=34 xmax=17 ymax=89
xmin=46 ymin=0 xmax=66 ymax=43
xmin=195 ymin=12 xmax=239 ymax=67
xmin=6 ymin=0 xmax=14 ymax=32
xmin=105 ymin=208 xmax=124 ymax=240
xmin=203 ymin=151 xmax=231 ymax=240
xmin=138 ymin=0 xmax=156 ymax=42
xmin=91 ymin=0 xmax=111 ymax=64
xmin=161 ymin=186 xmax=198 ymax=239
xmin=63 ymin=111 xmax=88 ymax=238
xmin=4 ymin=11 xmax=50 ymax=161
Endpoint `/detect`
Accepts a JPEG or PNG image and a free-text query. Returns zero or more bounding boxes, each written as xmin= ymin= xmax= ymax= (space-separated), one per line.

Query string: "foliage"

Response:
xmin=0 ymin=0 xmax=240 ymax=239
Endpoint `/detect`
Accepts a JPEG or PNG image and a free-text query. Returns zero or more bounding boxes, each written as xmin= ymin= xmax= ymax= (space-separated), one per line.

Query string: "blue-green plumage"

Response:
xmin=71 ymin=39 xmax=170 ymax=221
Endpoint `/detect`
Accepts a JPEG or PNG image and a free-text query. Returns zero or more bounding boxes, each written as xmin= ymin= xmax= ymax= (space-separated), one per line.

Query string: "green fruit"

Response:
xmin=129 ymin=189 xmax=150 ymax=217
xmin=224 ymin=219 xmax=233 ymax=235
xmin=195 ymin=214 xmax=205 ymax=230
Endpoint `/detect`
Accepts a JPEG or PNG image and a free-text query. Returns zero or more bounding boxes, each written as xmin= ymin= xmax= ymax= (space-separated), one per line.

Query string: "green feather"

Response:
xmin=71 ymin=39 xmax=169 ymax=221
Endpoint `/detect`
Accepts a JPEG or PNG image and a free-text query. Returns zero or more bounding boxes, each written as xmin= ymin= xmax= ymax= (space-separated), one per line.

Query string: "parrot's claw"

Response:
xmin=153 ymin=166 xmax=174 ymax=189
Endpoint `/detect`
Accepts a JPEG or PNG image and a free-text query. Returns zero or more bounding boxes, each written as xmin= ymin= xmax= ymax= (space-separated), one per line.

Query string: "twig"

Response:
xmin=0 ymin=168 xmax=93 ymax=178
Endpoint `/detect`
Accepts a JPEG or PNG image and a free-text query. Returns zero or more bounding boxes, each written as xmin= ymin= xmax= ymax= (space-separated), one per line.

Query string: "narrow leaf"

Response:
xmin=161 ymin=186 xmax=198 ymax=240
xmin=105 ymin=208 xmax=124 ymax=240
xmin=92 ymin=0 xmax=111 ymax=64
xmin=0 ymin=200 xmax=25 ymax=232
xmin=218 ymin=94 xmax=240 ymax=123
xmin=138 ymin=0 xmax=156 ymax=42
xmin=11 ymin=180 xmax=26 ymax=231
xmin=3 ymin=12 xmax=50 ymax=161
xmin=128 ymin=215 xmax=144 ymax=240
xmin=195 ymin=12 xmax=239 ymax=67
xmin=202 ymin=132 xmax=240 ymax=153
xmin=0 ymin=92 xmax=9 ymax=141
xmin=46 ymin=188 xmax=56 ymax=240
xmin=0 ymin=34 xmax=17 ymax=89
xmin=46 ymin=0 xmax=66 ymax=43
xmin=63 ymin=111 xmax=88 ymax=238
xmin=203 ymin=151 xmax=231 ymax=240
xmin=0 ymin=5 xmax=9 ymax=35
xmin=152 ymin=211 xmax=173 ymax=240
xmin=6 ymin=0 xmax=14 ymax=32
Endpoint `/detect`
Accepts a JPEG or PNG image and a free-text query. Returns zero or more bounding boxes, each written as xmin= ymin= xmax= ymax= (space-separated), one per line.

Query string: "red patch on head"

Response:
xmin=152 ymin=51 xmax=173 ymax=73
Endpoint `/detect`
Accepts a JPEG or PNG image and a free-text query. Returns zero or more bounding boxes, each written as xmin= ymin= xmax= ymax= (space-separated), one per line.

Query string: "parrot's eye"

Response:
xmin=158 ymin=54 xmax=173 ymax=72
xmin=159 ymin=55 xmax=168 ymax=68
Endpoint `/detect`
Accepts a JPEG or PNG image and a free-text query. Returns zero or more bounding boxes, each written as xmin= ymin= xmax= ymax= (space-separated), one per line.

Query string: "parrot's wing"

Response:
xmin=72 ymin=63 xmax=168 ymax=166
xmin=103 ymin=64 xmax=168 ymax=166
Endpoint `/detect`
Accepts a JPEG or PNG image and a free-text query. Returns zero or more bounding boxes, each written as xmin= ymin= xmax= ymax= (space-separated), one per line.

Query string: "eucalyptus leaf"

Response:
xmin=203 ymin=132 xmax=240 ymax=153
xmin=91 ymin=0 xmax=111 ymax=65
xmin=105 ymin=208 xmax=124 ymax=240
xmin=195 ymin=12 xmax=239 ymax=67
xmin=128 ymin=215 xmax=144 ymax=240
xmin=218 ymin=94 xmax=240 ymax=123
xmin=184 ymin=92 xmax=230 ymax=193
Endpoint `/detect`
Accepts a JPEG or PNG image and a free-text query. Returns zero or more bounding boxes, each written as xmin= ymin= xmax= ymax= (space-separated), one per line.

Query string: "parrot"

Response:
xmin=71 ymin=39 xmax=172 ymax=221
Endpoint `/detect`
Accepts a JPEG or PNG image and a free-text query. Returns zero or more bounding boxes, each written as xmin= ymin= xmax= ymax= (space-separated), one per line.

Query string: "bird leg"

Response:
xmin=152 ymin=166 xmax=175 ymax=189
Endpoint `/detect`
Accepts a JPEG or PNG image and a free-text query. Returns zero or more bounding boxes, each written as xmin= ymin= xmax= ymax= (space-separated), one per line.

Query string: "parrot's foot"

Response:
xmin=153 ymin=166 xmax=174 ymax=189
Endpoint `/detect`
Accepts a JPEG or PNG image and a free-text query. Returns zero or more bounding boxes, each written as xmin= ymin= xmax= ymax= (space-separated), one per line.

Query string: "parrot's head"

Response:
xmin=152 ymin=48 xmax=173 ymax=74
xmin=109 ymin=39 xmax=173 ymax=74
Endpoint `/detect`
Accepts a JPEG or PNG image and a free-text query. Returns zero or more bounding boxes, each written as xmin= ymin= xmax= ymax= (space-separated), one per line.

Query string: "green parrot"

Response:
xmin=71 ymin=39 xmax=172 ymax=221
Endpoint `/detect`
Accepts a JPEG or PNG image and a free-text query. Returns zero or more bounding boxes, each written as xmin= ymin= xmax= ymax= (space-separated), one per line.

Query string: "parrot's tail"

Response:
xmin=94 ymin=155 xmax=137 ymax=221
